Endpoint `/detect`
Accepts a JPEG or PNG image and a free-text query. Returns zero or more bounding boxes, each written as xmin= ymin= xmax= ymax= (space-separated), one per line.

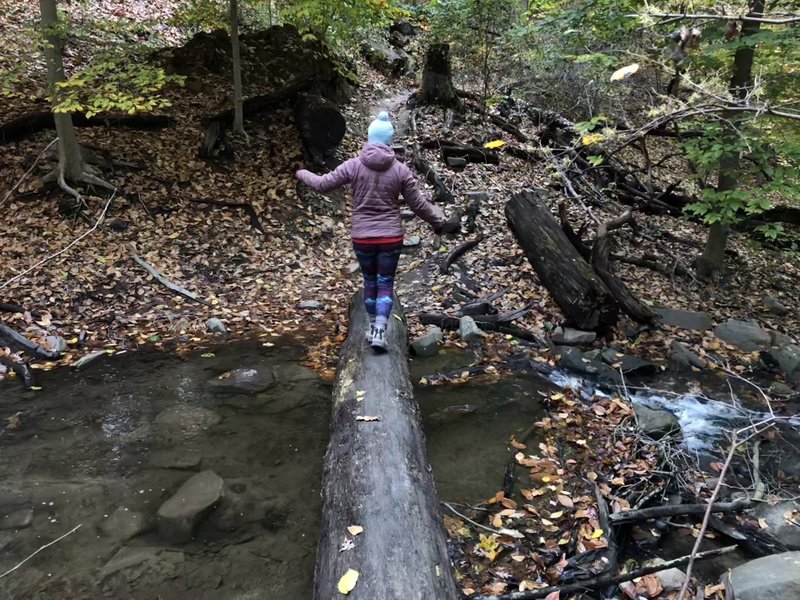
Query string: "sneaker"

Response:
xmin=370 ymin=327 xmax=387 ymax=352
xmin=365 ymin=324 xmax=375 ymax=343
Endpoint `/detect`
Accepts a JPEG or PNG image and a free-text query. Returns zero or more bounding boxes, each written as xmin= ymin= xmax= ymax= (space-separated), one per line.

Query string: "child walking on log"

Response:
xmin=295 ymin=112 xmax=459 ymax=352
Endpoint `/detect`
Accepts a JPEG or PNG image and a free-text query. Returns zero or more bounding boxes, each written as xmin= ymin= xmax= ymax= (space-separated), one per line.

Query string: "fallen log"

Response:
xmin=314 ymin=293 xmax=459 ymax=600
xmin=294 ymin=92 xmax=346 ymax=157
xmin=0 ymin=323 xmax=60 ymax=360
xmin=505 ymin=190 xmax=618 ymax=330
xmin=0 ymin=302 xmax=25 ymax=314
xmin=440 ymin=235 xmax=484 ymax=274
xmin=421 ymin=139 xmax=500 ymax=164
xmin=472 ymin=545 xmax=738 ymax=600
xmin=418 ymin=312 xmax=543 ymax=344
xmin=609 ymin=499 xmax=753 ymax=525
xmin=132 ymin=255 xmax=210 ymax=306
xmin=1 ymin=111 xmax=176 ymax=145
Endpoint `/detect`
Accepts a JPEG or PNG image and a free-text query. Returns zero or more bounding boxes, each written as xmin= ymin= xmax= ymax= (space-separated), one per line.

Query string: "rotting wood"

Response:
xmin=506 ymin=190 xmax=618 ymax=331
xmin=0 ymin=323 xmax=60 ymax=360
xmin=132 ymin=255 xmax=210 ymax=306
xmin=314 ymin=292 xmax=459 ymax=600
xmin=609 ymin=498 xmax=753 ymax=525
xmin=440 ymin=235 xmax=484 ymax=274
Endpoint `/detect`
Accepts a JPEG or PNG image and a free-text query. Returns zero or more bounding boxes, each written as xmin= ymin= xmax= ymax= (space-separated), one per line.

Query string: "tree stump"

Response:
xmin=294 ymin=92 xmax=346 ymax=159
xmin=314 ymin=293 xmax=459 ymax=600
xmin=419 ymin=43 xmax=462 ymax=109
xmin=505 ymin=190 xmax=618 ymax=330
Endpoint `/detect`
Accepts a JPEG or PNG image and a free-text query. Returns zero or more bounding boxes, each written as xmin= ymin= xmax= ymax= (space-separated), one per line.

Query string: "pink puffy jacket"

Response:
xmin=296 ymin=143 xmax=445 ymax=239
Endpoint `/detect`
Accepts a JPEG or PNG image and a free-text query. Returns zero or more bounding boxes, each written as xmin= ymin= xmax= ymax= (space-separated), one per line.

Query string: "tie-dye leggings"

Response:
xmin=352 ymin=240 xmax=403 ymax=327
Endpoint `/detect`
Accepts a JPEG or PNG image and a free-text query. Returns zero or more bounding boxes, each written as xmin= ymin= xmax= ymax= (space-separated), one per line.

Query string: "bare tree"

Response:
xmin=229 ymin=0 xmax=245 ymax=135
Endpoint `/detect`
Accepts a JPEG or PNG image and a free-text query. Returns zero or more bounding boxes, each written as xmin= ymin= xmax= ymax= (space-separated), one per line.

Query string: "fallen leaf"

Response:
xmin=484 ymin=140 xmax=506 ymax=149
xmin=557 ymin=494 xmax=574 ymax=508
xmin=347 ymin=525 xmax=364 ymax=536
xmin=337 ymin=569 xmax=359 ymax=594
xmin=610 ymin=63 xmax=640 ymax=81
xmin=200 ymin=352 xmax=215 ymax=358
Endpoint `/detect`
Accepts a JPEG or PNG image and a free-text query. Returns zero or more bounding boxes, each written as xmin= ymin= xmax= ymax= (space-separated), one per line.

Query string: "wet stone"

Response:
xmin=722 ymin=552 xmax=800 ymax=600
xmin=99 ymin=506 xmax=152 ymax=541
xmin=0 ymin=508 xmax=33 ymax=530
xmin=149 ymin=449 xmax=203 ymax=470
xmin=768 ymin=344 xmax=800 ymax=385
xmin=655 ymin=307 xmax=712 ymax=331
xmin=557 ymin=347 xmax=620 ymax=384
xmin=752 ymin=501 xmax=800 ymax=550
xmin=272 ymin=363 xmax=319 ymax=384
xmin=72 ymin=350 xmax=107 ymax=371
xmin=208 ymin=367 xmax=276 ymax=394
xmin=669 ymin=340 xmax=706 ymax=371
xmin=633 ymin=404 xmax=680 ymax=438
xmin=157 ymin=470 xmax=224 ymax=544
xmin=714 ymin=319 xmax=771 ymax=352
xmin=155 ymin=405 xmax=221 ymax=435
xmin=411 ymin=327 xmax=443 ymax=358
xmin=551 ymin=327 xmax=596 ymax=346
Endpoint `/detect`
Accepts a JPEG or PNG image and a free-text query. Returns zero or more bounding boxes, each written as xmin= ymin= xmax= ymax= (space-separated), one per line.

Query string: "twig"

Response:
xmin=1 ymin=189 xmax=116 ymax=289
xmin=132 ymin=255 xmax=210 ymax=306
xmin=0 ymin=138 xmax=58 ymax=210
xmin=442 ymin=502 xmax=523 ymax=538
xmin=676 ymin=431 xmax=739 ymax=600
xmin=0 ymin=523 xmax=82 ymax=578
xmin=473 ymin=545 xmax=738 ymax=600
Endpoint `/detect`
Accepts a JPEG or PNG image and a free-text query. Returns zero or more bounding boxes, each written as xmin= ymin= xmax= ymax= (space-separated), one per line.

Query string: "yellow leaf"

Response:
xmin=337 ymin=569 xmax=359 ymax=594
xmin=591 ymin=529 xmax=605 ymax=539
xmin=484 ymin=140 xmax=506 ymax=149
xmin=610 ymin=63 xmax=640 ymax=81
xmin=347 ymin=525 xmax=364 ymax=536
xmin=30 ymin=386 xmax=43 ymax=391
xmin=581 ymin=133 xmax=604 ymax=146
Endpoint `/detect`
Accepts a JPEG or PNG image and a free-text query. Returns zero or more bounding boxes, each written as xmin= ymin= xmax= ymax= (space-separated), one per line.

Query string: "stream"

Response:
xmin=0 ymin=340 xmax=788 ymax=598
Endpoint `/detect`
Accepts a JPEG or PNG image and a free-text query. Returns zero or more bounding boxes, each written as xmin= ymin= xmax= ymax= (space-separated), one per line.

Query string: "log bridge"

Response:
xmin=314 ymin=293 xmax=458 ymax=600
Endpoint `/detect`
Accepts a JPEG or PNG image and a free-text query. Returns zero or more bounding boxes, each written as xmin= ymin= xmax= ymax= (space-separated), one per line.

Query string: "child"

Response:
xmin=295 ymin=111 xmax=458 ymax=351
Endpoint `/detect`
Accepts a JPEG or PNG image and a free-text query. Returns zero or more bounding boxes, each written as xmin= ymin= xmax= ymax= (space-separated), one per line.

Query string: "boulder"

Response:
xmin=655 ymin=308 xmax=712 ymax=331
xmin=752 ymin=501 xmax=800 ymax=550
xmin=205 ymin=317 xmax=227 ymax=334
xmin=99 ymin=506 xmax=152 ymax=541
xmin=155 ymin=405 xmax=221 ymax=435
xmin=768 ymin=345 xmax=800 ymax=385
xmin=361 ymin=41 xmax=409 ymax=77
xmin=208 ymin=367 xmax=276 ymax=393
xmin=722 ymin=552 xmax=800 ymax=600
xmin=411 ymin=327 xmax=443 ymax=358
xmin=551 ymin=327 xmax=596 ymax=345
xmin=714 ymin=319 xmax=772 ymax=352
xmin=459 ymin=316 xmax=485 ymax=344
xmin=764 ymin=295 xmax=788 ymax=316
xmin=0 ymin=508 xmax=33 ymax=530
xmin=556 ymin=347 xmax=621 ymax=384
xmin=669 ymin=340 xmax=706 ymax=371
xmin=770 ymin=330 xmax=795 ymax=348
xmin=156 ymin=470 xmax=224 ymax=544
xmin=633 ymin=404 xmax=680 ymax=438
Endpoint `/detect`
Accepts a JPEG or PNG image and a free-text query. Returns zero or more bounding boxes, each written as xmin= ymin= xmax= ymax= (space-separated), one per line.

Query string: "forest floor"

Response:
xmin=2 ymin=3 xmax=800 ymax=598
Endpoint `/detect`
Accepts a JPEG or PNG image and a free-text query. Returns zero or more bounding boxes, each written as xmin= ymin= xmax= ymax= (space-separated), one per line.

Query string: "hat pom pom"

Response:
xmin=376 ymin=111 xmax=390 ymax=121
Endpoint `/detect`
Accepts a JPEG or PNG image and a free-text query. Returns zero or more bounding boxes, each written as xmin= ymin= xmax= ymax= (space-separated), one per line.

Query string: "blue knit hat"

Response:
xmin=367 ymin=111 xmax=394 ymax=145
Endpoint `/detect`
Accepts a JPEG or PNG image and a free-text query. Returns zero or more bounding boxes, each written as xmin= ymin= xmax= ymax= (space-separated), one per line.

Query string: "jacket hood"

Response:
xmin=359 ymin=143 xmax=396 ymax=172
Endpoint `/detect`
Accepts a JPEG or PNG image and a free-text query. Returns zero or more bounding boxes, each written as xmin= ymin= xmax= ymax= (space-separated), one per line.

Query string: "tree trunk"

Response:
xmin=229 ymin=0 xmax=244 ymax=134
xmin=420 ymin=43 xmax=462 ymax=109
xmin=505 ymin=190 xmax=618 ymax=330
xmin=314 ymin=293 xmax=459 ymax=600
xmin=39 ymin=0 xmax=84 ymax=181
xmin=698 ymin=0 xmax=765 ymax=278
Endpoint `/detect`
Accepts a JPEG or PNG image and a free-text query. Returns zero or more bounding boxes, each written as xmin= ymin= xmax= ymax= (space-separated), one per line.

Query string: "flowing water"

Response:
xmin=0 ymin=340 xmax=786 ymax=598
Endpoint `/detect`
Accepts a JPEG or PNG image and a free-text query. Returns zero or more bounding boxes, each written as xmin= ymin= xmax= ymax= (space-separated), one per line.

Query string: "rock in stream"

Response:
xmin=157 ymin=470 xmax=224 ymax=544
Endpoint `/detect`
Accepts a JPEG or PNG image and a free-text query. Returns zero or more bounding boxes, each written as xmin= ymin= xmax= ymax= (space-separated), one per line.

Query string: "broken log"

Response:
xmin=421 ymin=139 xmax=500 ymax=164
xmin=590 ymin=212 xmax=657 ymax=324
xmin=132 ymin=255 xmax=210 ymax=306
xmin=0 ymin=323 xmax=60 ymax=360
xmin=0 ymin=111 xmax=176 ymax=145
xmin=440 ymin=235 xmax=484 ymax=274
xmin=314 ymin=293 xmax=458 ymax=600
xmin=609 ymin=499 xmax=753 ymax=525
xmin=294 ymin=92 xmax=346 ymax=156
xmin=505 ymin=191 xmax=618 ymax=330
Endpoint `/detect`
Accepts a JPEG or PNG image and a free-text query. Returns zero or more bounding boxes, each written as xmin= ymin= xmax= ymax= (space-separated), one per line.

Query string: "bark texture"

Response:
xmin=229 ymin=0 xmax=244 ymax=134
xmin=506 ymin=191 xmax=618 ymax=330
xmin=314 ymin=293 xmax=458 ymax=600
xmin=420 ymin=44 xmax=461 ymax=109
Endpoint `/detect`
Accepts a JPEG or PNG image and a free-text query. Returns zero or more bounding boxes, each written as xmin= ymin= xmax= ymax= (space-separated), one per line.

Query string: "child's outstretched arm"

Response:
xmin=399 ymin=166 xmax=447 ymax=229
xmin=295 ymin=160 xmax=354 ymax=193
